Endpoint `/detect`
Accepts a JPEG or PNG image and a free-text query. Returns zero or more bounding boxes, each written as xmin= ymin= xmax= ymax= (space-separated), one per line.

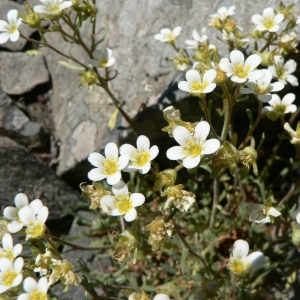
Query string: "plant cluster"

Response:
xmin=1 ymin=1 xmax=300 ymax=299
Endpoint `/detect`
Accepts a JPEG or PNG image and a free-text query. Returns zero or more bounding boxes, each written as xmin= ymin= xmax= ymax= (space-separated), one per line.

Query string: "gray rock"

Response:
xmin=0 ymin=52 xmax=49 ymax=95
xmin=0 ymin=140 xmax=81 ymax=221
xmin=0 ymin=0 xmax=37 ymax=51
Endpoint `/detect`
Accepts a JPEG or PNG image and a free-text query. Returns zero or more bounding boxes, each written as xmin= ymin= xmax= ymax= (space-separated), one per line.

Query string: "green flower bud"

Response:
xmin=19 ymin=4 xmax=41 ymax=28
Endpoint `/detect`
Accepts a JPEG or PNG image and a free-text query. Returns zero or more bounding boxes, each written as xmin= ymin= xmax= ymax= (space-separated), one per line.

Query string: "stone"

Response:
xmin=0 ymin=52 xmax=49 ymax=95
xmin=0 ymin=141 xmax=81 ymax=221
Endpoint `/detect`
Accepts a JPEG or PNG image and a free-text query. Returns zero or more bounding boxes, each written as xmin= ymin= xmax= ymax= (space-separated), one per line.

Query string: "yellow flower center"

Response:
xmin=262 ymin=17 xmax=276 ymax=29
xmin=30 ymin=290 xmax=47 ymax=300
xmin=165 ymin=33 xmax=175 ymax=41
xmin=26 ymin=221 xmax=45 ymax=239
xmin=231 ymin=260 xmax=247 ymax=275
xmin=103 ymin=158 xmax=118 ymax=175
xmin=0 ymin=249 xmax=14 ymax=260
xmin=190 ymin=81 xmax=208 ymax=92
xmin=133 ymin=151 xmax=150 ymax=167
xmin=253 ymin=84 xmax=270 ymax=95
xmin=232 ymin=64 xmax=250 ymax=78
xmin=99 ymin=59 xmax=108 ymax=68
xmin=274 ymin=104 xmax=287 ymax=115
xmin=9 ymin=25 xmax=17 ymax=34
xmin=48 ymin=5 xmax=61 ymax=13
xmin=276 ymin=66 xmax=285 ymax=79
xmin=184 ymin=141 xmax=202 ymax=157
xmin=2 ymin=270 xmax=18 ymax=286
xmin=115 ymin=195 xmax=132 ymax=214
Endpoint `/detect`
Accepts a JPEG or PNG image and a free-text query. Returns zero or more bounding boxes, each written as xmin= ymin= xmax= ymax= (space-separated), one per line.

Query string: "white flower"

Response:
xmin=0 ymin=233 xmax=22 ymax=261
xmin=249 ymin=203 xmax=281 ymax=223
xmin=3 ymin=193 xmax=44 ymax=234
xmin=185 ymin=28 xmax=208 ymax=49
xmin=154 ymin=294 xmax=170 ymax=300
xmin=154 ymin=26 xmax=182 ymax=43
xmin=178 ymin=69 xmax=217 ymax=96
xmin=100 ymin=181 xmax=145 ymax=222
xmin=219 ymin=50 xmax=263 ymax=83
xmin=262 ymin=93 xmax=297 ymax=116
xmin=34 ymin=0 xmax=72 ymax=15
xmin=210 ymin=6 xmax=235 ymax=21
xmin=88 ymin=143 xmax=129 ymax=185
xmin=166 ymin=121 xmax=220 ymax=169
xmin=252 ymin=8 xmax=284 ymax=32
xmin=268 ymin=56 xmax=298 ymax=86
xmin=120 ymin=135 xmax=159 ymax=174
xmin=240 ymin=69 xmax=284 ymax=102
xmin=17 ymin=277 xmax=48 ymax=300
xmin=0 ymin=257 xmax=23 ymax=294
xmin=0 ymin=9 xmax=22 ymax=44
xmin=18 ymin=206 xmax=49 ymax=240
xmin=228 ymin=240 xmax=265 ymax=276
xmin=88 ymin=48 xmax=115 ymax=69
xmin=284 ymin=122 xmax=300 ymax=144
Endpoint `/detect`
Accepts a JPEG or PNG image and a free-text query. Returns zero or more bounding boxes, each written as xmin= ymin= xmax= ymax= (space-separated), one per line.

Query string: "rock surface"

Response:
xmin=0 ymin=51 xmax=49 ymax=95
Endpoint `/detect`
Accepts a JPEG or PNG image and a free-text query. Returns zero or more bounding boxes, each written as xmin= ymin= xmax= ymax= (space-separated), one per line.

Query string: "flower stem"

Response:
xmin=201 ymin=96 xmax=219 ymax=139
xmin=227 ymin=275 xmax=238 ymax=299
xmin=209 ymin=177 xmax=220 ymax=229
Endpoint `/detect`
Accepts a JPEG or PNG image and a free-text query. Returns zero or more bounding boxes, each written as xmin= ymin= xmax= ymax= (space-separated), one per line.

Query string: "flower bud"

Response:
xmin=224 ymin=20 xmax=237 ymax=32
xmin=78 ymin=69 xmax=98 ymax=89
xmin=214 ymin=65 xmax=227 ymax=84
xmin=19 ymin=3 xmax=41 ymax=28
xmin=113 ymin=230 xmax=138 ymax=263
xmin=153 ymin=169 xmax=177 ymax=192
xmin=292 ymin=222 xmax=300 ymax=251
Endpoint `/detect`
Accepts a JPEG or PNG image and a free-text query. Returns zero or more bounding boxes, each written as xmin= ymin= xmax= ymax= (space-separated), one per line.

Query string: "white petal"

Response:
xmin=203 ymin=83 xmax=216 ymax=93
xmin=258 ymin=94 xmax=272 ymax=102
xmin=118 ymin=154 xmax=129 ymax=170
xmin=120 ymin=144 xmax=136 ymax=157
xmin=18 ymin=206 xmax=35 ymax=225
xmin=178 ymin=81 xmax=191 ymax=92
xmin=173 ymin=126 xmax=193 ymax=146
xmin=37 ymin=206 xmax=48 ymax=224
xmin=219 ymin=61 xmax=233 ymax=73
xmin=0 ymin=20 xmax=9 ymax=31
xmin=261 ymin=106 xmax=273 ymax=114
xmin=7 ymin=221 xmax=24 ymax=233
xmin=15 ymin=294 xmax=30 ymax=300
xmin=10 ymin=30 xmax=20 ymax=42
xmin=124 ymin=208 xmax=137 ymax=222
xmin=7 ymin=9 xmax=18 ymax=24
xmin=231 ymin=75 xmax=246 ymax=83
xmin=12 ymin=273 xmax=23 ymax=287
xmin=263 ymin=8 xmax=275 ymax=18
xmin=268 ymin=25 xmax=279 ymax=32
xmin=248 ymin=70 xmax=264 ymax=81
xmin=38 ymin=277 xmax=48 ymax=293
xmin=13 ymin=244 xmax=22 ymax=257
xmin=0 ymin=258 xmax=13 ymax=272
xmin=195 ymin=121 xmax=210 ymax=141
xmin=30 ymin=199 xmax=43 ymax=214
xmin=296 ymin=212 xmax=300 ymax=224
xmin=88 ymin=168 xmax=106 ymax=182
xmin=251 ymin=14 xmax=264 ymax=25
xmin=240 ymin=87 xmax=254 ymax=94
xmin=245 ymin=54 xmax=261 ymax=71
xmin=106 ymin=57 xmax=115 ymax=67
xmin=232 ymin=239 xmax=249 ymax=259
xmin=107 ymin=172 xmax=121 ymax=185
xmin=130 ymin=193 xmax=145 ymax=207
xmin=172 ymin=26 xmax=182 ymax=36
xmin=274 ymin=13 xmax=284 ymax=24
xmin=285 ymin=75 xmax=298 ymax=86
xmin=33 ymin=6 xmax=50 ymax=14
xmin=100 ymin=196 xmax=117 ymax=210
xmin=284 ymin=60 xmax=297 ymax=73
xmin=269 ymin=94 xmax=281 ymax=106
xmin=149 ymin=145 xmax=159 ymax=160
xmin=60 ymin=1 xmax=73 ymax=10
xmin=3 ymin=207 xmax=18 ymax=221
xmin=183 ymin=155 xmax=200 ymax=169
xmin=271 ymin=82 xmax=284 ymax=92
xmin=203 ymin=69 xmax=216 ymax=83
xmin=166 ymin=146 xmax=186 ymax=160
xmin=137 ymin=135 xmax=150 ymax=151
xmin=202 ymin=139 xmax=220 ymax=154
xmin=88 ymin=152 xmax=105 ymax=168
xmin=285 ymin=104 xmax=297 ymax=114
xmin=282 ymin=93 xmax=295 ymax=105
xmin=186 ymin=69 xmax=201 ymax=83
xmin=23 ymin=277 xmax=38 ymax=293
xmin=14 ymin=193 xmax=29 ymax=208
xmin=105 ymin=143 xmax=118 ymax=159
xmin=154 ymin=294 xmax=170 ymax=300
xmin=14 ymin=257 xmax=24 ymax=273
xmin=139 ymin=163 xmax=151 ymax=174
xmin=244 ymin=251 xmax=265 ymax=272
xmin=2 ymin=233 xmax=13 ymax=249
xmin=112 ymin=181 xmax=128 ymax=196
xmin=268 ymin=207 xmax=281 ymax=217
xmin=88 ymin=59 xmax=99 ymax=67
xmin=230 ymin=50 xmax=244 ymax=65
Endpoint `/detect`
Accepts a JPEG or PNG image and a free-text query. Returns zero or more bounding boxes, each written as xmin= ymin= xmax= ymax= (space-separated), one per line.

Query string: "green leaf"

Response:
xmin=58 ymin=60 xmax=85 ymax=71
xmin=108 ymin=108 xmax=119 ymax=130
